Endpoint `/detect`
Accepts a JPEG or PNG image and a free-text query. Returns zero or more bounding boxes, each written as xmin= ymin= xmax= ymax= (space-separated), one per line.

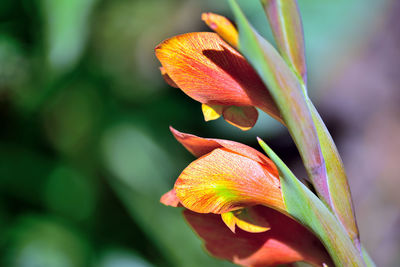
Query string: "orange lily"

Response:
xmin=161 ymin=128 xmax=333 ymax=266
xmin=155 ymin=14 xmax=281 ymax=130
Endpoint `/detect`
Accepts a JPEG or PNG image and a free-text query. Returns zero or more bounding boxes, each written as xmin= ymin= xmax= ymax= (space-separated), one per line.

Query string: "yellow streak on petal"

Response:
xmin=202 ymin=104 xmax=223 ymax=121
xmin=221 ymin=212 xmax=236 ymax=233
xmin=202 ymin=12 xmax=239 ymax=48
xmin=221 ymin=209 xmax=271 ymax=233
xmin=234 ymin=209 xmax=271 ymax=233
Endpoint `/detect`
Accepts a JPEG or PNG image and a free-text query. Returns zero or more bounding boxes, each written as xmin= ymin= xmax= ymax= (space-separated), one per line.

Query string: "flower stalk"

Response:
xmin=262 ymin=0 xmax=360 ymax=251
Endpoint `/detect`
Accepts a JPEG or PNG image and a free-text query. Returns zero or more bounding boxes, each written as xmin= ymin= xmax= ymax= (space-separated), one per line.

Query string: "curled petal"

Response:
xmin=201 ymin=12 xmax=238 ymax=48
xmin=202 ymin=104 xmax=259 ymax=131
xmin=184 ymin=206 xmax=333 ymax=267
xmin=222 ymin=106 xmax=258 ymax=131
xmin=170 ymin=126 xmax=221 ymax=158
xmin=221 ymin=207 xmax=270 ymax=233
xmin=174 ymin=148 xmax=284 ymax=214
xmin=169 ymin=128 xmax=278 ymax=176
xmin=155 ymin=32 xmax=281 ymax=123
xmin=202 ymin=104 xmax=223 ymax=121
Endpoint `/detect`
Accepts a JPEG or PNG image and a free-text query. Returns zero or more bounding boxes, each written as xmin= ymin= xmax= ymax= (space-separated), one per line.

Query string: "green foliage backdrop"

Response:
xmin=0 ymin=0 xmax=395 ymax=266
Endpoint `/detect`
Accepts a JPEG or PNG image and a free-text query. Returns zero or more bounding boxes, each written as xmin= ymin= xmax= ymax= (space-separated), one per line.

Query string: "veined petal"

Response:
xmin=170 ymin=127 xmax=278 ymax=176
xmin=155 ymin=32 xmax=281 ymax=122
xmin=201 ymin=12 xmax=238 ymax=48
xmin=184 ymin=206 xmax=333 ymax=267
xmin=202 ymin=104 xmax=223 ymax=121
xmin=174 ymin=148 xmax=284 ymax=214
xmin=160 ymin=189 xmax=181 ymax=207
xmin=170 ymin=126 xmax=221 ymax=158
xmin=222 ymin=106 xmax=258 ymax=131
xmin=221 ymin=207 xmax=270 ymax=233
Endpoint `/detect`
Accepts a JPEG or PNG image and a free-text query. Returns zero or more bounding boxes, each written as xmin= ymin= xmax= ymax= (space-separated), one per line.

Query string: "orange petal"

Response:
xmin=222 ymin=106 xmax=258 ymax=131
xmin=170 ymin=126 xmax=221 ymax=158
xmin=184 ymin=206 xmax=333 ymax=266
xmin=155 ymin=32 xmax=280 ymax=122
xmin=169 ymin=127 xmax=278 ymax=176
xmin=174 ymin=148 xmax=284 ymax=214
xmin=159 ymin=66 xmax=178 ymax=88
xmin=221 ymin=207 xmax=270 ymax=233
xmin=160 ymin=189 xmax=181 ymax=207
xmin=202 ymin=104 xmax=223 ymax=121
xmin=201 ymin=12 xmax=238 ymax=48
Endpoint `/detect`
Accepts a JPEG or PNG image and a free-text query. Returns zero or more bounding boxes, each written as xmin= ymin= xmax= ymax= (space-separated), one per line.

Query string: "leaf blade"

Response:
xmin=262 ymin=0 xmax=307 ymax=83
xmin=258 ymin=138 xmax=366 ymax=267
xmin=309 ymin=102 xmax=360 ymax=248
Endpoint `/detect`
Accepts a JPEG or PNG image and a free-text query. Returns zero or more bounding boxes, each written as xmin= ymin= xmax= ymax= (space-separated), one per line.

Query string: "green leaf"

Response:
xmin=262 ymin=0 xmax=307 ymax=83
xmin=228 ymin=0 xmax=332 ymax=208
xmin=309 ymin=102 xmax=360 ymax=249
xmin=258 ymin=138 xmax=366 ymax=266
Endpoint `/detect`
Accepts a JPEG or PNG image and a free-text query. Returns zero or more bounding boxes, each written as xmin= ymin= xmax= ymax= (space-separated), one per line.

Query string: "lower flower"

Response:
xmin=161 ymin=128 xmax=333 ymax=266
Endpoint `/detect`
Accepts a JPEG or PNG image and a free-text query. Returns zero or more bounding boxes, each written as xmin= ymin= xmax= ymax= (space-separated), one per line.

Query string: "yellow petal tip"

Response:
xmin=201 ymin=12 xmax=239 ymax=48
xmin=202 ymin=104 xmax=223 ymax=121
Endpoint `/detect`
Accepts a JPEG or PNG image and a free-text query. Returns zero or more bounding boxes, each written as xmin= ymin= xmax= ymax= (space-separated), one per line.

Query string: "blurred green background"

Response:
xmin=0 ymin=0 xmax=399 ymax=266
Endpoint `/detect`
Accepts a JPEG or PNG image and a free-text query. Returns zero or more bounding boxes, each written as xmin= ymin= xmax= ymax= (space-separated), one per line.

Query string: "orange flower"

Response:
xmin=168 ymin=127 xmax=284 ymax=213
xmin=161 ymin=128 xmax=332 ymax=266
xmin=155 ymin=14 xmax=281 ymax=130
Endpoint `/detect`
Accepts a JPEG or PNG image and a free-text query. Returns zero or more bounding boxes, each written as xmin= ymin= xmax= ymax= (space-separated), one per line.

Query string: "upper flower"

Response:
xmin=155 ymin=14 xmax=281 ymax=130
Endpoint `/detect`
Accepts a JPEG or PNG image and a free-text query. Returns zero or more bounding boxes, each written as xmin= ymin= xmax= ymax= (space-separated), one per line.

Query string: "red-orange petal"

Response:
xmin=155 ymin=32 xmax=280 ymax=122
xmin=174 ymin=148 xmax=284 ymax=214
xmin=201 ymin=12 xmax=239 ymax=48
xmin=160 ymin=189 xmax=181 ymax=207
xmin=169 ymin=127 xmax=278 ymax=176
xmin=184 ymin=205 xmax=333 ymax=267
